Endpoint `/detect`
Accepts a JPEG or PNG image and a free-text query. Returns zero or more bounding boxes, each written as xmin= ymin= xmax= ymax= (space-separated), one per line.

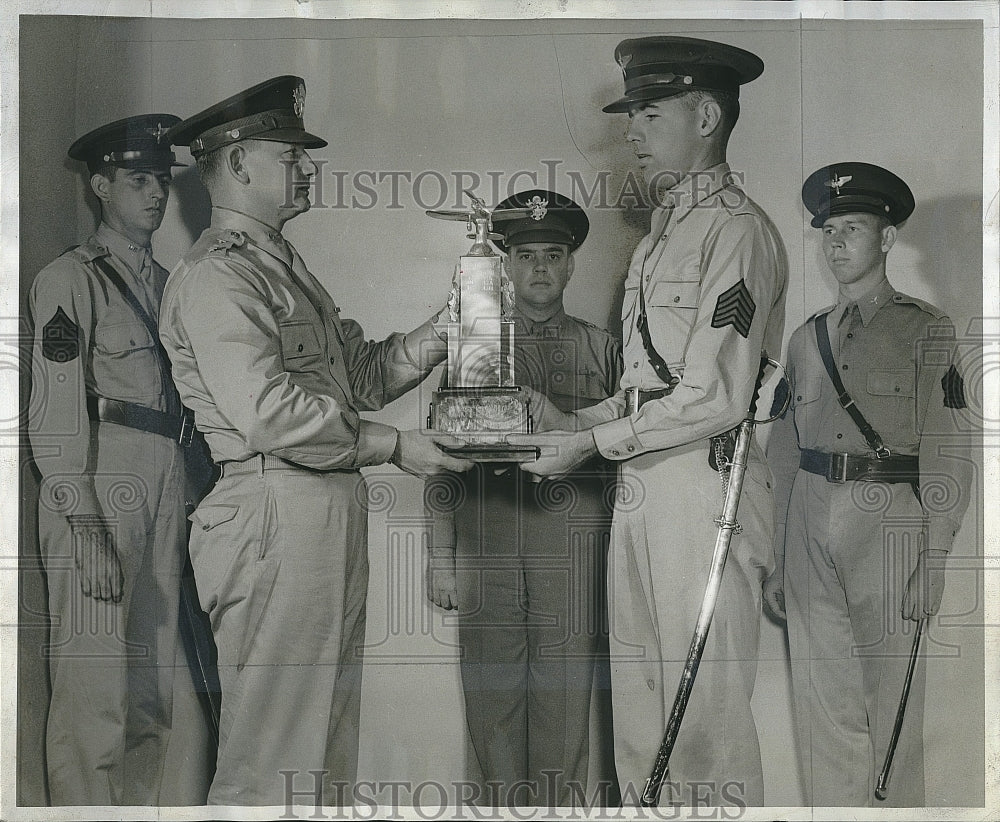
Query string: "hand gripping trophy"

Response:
xmin=426 ymin=192 xmax=539 ymax=461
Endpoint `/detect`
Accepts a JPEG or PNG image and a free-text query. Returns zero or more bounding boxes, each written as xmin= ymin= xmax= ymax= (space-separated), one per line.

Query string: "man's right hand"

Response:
xmin=762 ymin=570 xmax=785 ymax=621
xmin=68 ymin=517 xmax=124 ymax=603
xmin=426 ymin=549 xmax=459 ymax=611
xmin=391 ymin=430 xmax=475 ymax=479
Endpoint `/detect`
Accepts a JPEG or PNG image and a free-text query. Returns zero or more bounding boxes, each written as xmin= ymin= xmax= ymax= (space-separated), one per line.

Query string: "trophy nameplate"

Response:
xmin=426 ymin=193 xmax=539 ymax=462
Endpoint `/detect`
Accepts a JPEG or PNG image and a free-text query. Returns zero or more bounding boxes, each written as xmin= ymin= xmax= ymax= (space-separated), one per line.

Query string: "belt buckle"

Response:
xmin=826 ymin=452 xmax=849 ymax=484
xmin=178 ymin=413 xmax=195 ymax=448
xmin=625 ymin=388 xmax=640 ymax=416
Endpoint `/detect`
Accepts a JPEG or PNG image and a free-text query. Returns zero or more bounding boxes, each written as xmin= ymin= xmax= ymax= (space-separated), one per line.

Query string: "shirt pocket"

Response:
xmin=279 ymin=321 xmax=322 ymax=372
xmin=648 ymin=280 xmax=701 ymax=311
xmin=92 ymin=320 xmax=162 ymax=397
xmin=866 ymin=369 xmax=916 ymax=399
xmin=866 ymin=368 xmax=916 ymax=426
xmin=791 ymin=372 xmax=822 ymax=409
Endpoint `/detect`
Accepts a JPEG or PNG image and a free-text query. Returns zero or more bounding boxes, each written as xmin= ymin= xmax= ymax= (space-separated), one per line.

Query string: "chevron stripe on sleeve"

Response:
xmin=711 ymin=278 xmax=756 ymax=339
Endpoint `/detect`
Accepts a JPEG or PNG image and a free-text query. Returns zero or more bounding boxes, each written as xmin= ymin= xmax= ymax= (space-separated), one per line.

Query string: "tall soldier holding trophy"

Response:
xmin=514 ymin=37 xmax=788 ymax=806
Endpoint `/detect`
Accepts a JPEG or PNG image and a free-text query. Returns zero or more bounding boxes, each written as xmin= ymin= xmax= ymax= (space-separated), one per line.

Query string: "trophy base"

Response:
xmin=429 ymin=386 xmax=537 ymax=463
xmin=442 ymin=443 xmax=540 ymax=463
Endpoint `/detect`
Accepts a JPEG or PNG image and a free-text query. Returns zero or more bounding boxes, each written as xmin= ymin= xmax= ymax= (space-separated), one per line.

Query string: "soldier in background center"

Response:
xmin=426 ymin=190 xmax=623 ymax=807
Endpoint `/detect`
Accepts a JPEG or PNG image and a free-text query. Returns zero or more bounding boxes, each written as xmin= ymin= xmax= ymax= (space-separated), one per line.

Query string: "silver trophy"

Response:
xmin=426 ymin=192 xmax=539 ymax=462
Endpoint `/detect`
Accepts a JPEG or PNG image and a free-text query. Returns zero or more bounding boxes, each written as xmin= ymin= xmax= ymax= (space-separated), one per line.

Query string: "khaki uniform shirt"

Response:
xmin=159 ymin=208 xmax=445 ymax=469
xmin=768 ymin=277 xmax=974 ymax=550
xmin=28 ymin=222 xmax=174 ymax=516
xmin=573 ymin=164 xmax=789 ymax=458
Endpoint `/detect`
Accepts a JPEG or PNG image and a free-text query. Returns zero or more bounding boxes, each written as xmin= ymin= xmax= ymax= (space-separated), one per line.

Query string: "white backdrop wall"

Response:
xmin=17 ymin=13 xmax=985 ymax=809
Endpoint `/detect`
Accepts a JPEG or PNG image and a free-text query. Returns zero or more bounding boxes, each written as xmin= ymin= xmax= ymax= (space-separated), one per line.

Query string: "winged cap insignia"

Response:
xmin=825 ymin=173 xmax=853 ymax=196
xmin=617 ymin=51 xmax=633 ymax=77
xmin=293 ymin=82 xmax=306 ymax=118
xmin=527 ymin=195 xmax=548 ymax=221
xmin=150 ymin=121 xmax=171 ymax=143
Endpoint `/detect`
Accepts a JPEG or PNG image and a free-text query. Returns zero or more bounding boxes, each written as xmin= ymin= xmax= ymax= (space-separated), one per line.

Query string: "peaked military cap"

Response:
xmin=167 ymin=75 xmax=328 ymax=156
xmin=492 ymin=190 xmax=589 ymax=254
xmin=603 ymin=36 xmax=764 ymax=113
xmin=802 ymin=162 xmax=915 ymax=228
xmin=68 ymin=114 xmax=183 ymax=175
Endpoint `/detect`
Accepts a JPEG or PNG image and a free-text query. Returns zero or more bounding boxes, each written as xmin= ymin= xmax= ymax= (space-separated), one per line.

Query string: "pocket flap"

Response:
xmin=867 ymin=369 xmax=915 ymax=398
xmin=649 ymin=280 xmax=700 ymax=309
xmin=97 ymin=321 xmax=154 ymax=353
xmin=189 ymin=503 xmax=239 ymax=531
xmin=280 ymin=322 xmax=321 ymax=360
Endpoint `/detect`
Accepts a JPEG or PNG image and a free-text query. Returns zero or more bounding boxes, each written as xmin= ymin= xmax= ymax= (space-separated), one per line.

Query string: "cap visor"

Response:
xmin=602 ymin=86 xmax=688 ymax=113
xmin=253 ymin=128 xmax=328 ymax=149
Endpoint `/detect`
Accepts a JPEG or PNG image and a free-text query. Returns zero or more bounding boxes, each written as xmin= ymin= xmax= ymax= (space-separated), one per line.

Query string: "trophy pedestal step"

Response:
xmin=428 ymin=386 xmax=537 ymax=463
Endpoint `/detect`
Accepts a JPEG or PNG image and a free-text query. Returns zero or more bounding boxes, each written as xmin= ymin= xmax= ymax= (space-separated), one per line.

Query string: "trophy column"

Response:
xmin=427 ymin=196 xmax=538 ymax=462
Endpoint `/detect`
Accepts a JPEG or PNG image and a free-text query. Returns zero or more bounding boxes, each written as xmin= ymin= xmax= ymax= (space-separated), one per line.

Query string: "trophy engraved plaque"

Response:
xmin=427 ymin=193 xmax=539 ymax=462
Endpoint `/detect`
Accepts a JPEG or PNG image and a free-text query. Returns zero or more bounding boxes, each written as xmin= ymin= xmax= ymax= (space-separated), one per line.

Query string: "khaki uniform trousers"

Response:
xmin=609 ymin=439 xmax=773 ymax=807
xmin=189 ymin=459 xmax=369 ymax=806
xmin=783 ymin=471 xmax=926 ymax=806
xmin=40 ymin=425 xmax=208 ymax=805
xmin=454 ymin=469 xmax=611 ymax=806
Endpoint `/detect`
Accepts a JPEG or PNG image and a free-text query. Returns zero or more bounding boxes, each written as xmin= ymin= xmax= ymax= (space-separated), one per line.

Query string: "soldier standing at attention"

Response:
xmin=514 ymin=37 xmax=788 ymax=806
xmin=159 ymin=76 xmax=473 ymax=806
xmin=28 ymin=115 xmax=211 ymax=804
xmin=763 ymin=163 xmax=974 ymax=806
xmin=426 ymin=190 xmax=623 ymax=807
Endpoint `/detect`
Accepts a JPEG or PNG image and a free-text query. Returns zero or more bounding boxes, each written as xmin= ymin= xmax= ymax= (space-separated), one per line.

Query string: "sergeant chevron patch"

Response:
xmin=941 ymin=364 xmax=967 ymax=409
xmin=42 ymin=306 xmax=80 ymax=362
xmin=711 ymin=279 xmax=755 ymax=339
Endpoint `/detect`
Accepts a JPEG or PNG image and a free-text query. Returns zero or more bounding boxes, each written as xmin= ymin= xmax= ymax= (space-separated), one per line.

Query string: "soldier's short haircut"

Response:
xmin=90 ymin=163 xmax=119 ymax=182
xmin=680 ymin=89 xmax=740 ymax=145
xmin=196 ymin=146 xmax=227 ymax=188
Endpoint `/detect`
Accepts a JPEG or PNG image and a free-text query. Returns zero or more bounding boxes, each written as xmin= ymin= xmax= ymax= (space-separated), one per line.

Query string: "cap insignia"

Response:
xmin=617 ymin=51 xmax=633 ymax=76
xmin=293 ymin=82 xmax=306 ymax=118
xmin=825 ymin=173 xmax=852 ymax=196
xmin=150 ymin=121 xmax=171 ymax=143
xmin=208 ymin=229 xmax=246 ymax=254
xmin=527 ymin=195 xmax=548 ymax=221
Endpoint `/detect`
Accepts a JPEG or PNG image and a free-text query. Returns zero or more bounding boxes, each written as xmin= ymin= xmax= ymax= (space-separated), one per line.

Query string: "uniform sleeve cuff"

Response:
xmin=403 ymin=320 xmax=448 ymax=369
xmin=593 ymin=417 xmax=644 ymax=460
xmin=357 ymin=420 xmax=399 ymax=466
xmin=927 ymin=516 xmax=961 ymax=553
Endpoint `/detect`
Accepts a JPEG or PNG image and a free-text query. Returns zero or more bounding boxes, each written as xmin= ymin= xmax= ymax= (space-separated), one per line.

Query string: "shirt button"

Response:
xmin=633 ymin=361 xmax=640 ymax=369
xmin=796 ymin=395 xmax=802 ymax=401
xmin=611 ymin=449 xmax=620 ymax=456
xmin=837 ymin=433 xmax=843 ymax=439
xmin=329 ymin=357 xmax=336 ymax=365
xmin=627 ymin=444 xmax=635 ymax=452
xmin=894 ymin=386 xmax=900 ymax=392
xmin=297 ymin=343 xmax=304 ymax=352
xmin=646 ymin=678 xmax=655 ymax=691
xmin=673 ymin=296 xmax=680 ymax=303
xmin=842 ymin=364 xmax=848 ymax=371
xmin=847 ymin=333 xmax=853 ymax=339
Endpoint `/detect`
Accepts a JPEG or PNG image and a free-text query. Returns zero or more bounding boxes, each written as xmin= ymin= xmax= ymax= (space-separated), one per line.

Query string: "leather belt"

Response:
xmin=799 ymin=448 xmax=919 ymax=484
xmin=624 ymin=386 xmax=672 ymax=415
xmin=218 ymin=454 xmax=301 ymax=477
xmin=87 ymin=395 xmax=195 ymax=447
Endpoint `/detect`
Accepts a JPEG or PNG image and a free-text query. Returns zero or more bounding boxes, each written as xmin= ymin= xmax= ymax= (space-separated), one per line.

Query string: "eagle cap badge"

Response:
xmin=527 ymin=195 xmax=548 ymax=221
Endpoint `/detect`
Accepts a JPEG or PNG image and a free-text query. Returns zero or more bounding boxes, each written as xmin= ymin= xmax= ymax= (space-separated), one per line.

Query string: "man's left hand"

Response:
xmin=901 ymin=548 xmax=947 ymax=621
xmin=508 ymin=429 xmax=598 ymax=478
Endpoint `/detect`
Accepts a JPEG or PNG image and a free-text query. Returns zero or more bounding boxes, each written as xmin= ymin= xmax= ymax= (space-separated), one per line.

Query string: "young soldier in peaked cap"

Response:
xmin=28 ymin=114 xmax=212 ymax=804
xmin=764 ymin=162 xmax=974 ymax=806
xmin=159 ymin=75 xmax=473 ymax=806
xmin=426 ymin=190 xmax=622 ymax=806
xmin=514 ymin=36 xmax=788 ymax=807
